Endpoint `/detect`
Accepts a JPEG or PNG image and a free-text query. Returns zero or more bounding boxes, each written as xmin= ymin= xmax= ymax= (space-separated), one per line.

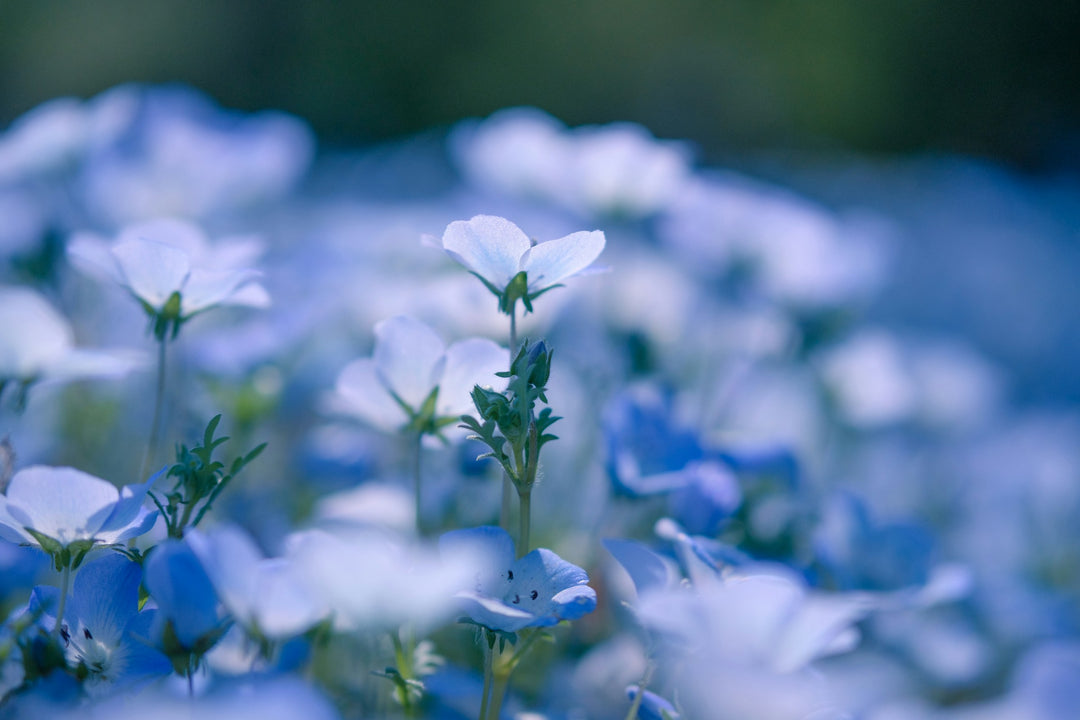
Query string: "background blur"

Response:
xmin=2 ymin=0 xmax=1080 ymax=170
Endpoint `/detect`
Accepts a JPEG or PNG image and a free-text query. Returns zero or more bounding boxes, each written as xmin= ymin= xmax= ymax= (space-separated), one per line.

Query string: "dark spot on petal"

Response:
xmin=83 ymin=628 xmax=92 ymax=640
xmin=59 ymin=626 xmax=70 ymax=643
xmin=507 ymin=570 xmax=514 ymax=581
xmin=530 ymin=590 xmax=538 ymax=600
xmin=512 ymin=594 xmax=520 ymax=604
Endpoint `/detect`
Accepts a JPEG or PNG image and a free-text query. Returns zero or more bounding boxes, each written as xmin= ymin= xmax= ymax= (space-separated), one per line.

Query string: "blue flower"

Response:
xmin=0 ymin=466 xmax=157 ymax=568
xmin=327 ymin=314 xmax=505 ymax=437
xmin=439 ymin=526 xmax=596 ymax=633
xmin=25 ymin=553 xmax=171 ymax=690
xmin=143 ymin=538 xmax=228 ymax=659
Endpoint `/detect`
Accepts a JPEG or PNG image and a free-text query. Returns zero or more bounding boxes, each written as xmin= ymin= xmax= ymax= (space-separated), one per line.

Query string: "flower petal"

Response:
xmin=373 ymin=315 xmax=446 ymax=411
xmin=436 ymin=338 xmax=507 ymax=418
xmin=328 ymin=357 xmax=407 ymax=431
xmin=5 ymin=466 xmax=120 ymax=546
xmin=111 ymin=238 xmax=190 ymax=310
xmin=442 ymin=215 xmax=531 ymax=291
xmin=69 ymin=553 xmax=140 ymax=648
xmin=520 ymin=230 xmax=605 ymax=290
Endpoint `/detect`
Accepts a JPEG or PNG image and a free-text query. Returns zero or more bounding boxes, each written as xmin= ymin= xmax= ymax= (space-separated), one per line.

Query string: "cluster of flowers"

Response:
xmin=1 ymin=85 xmax=1079 ymax=719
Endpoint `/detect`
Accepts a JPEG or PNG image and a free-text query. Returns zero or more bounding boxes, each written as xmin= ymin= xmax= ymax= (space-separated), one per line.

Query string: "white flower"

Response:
xmin=0 ymin=466 xmax=157 ymax=566
xmin=67 ymin=217 xmax=269 ymax=336
xmin=327 ymin=314 xmax=505 ymax=435
xmin=438 ymin=215 xmax=605 ymax=314
xmin=0 ymin=286 xmax=143 ymax=387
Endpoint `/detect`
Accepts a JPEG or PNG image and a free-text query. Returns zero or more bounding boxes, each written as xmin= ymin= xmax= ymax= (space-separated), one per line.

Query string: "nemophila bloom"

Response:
xmin=186 ymin=525 xmax=326 ymax=640
xmin=0 ymin=286 xmax=143 ymax=395
xmin=439 ymin=526 xmax=597 ymax=633
xmin=437 ymin=215 xmax=605 ymax=316
xmin=452 ymin=108 xmax=691 ymax=218
xmin=68 ymin=217 xmax=269 ymax=340
xmin=626 ymin=686 xmax=681 ymax=720
xmin=78 ymin=84 xmax=315 ymax=225
xmin=287 ymin=527 xmax=477 ymax=633
xmin=143 ymin=538 xmax=229 ymax=664
xmin=327 ymin=314 xmax=505 ymax=437
xmin=25 ymin=553 xmax=171 ymax=690
xmin=0 ymin=466 xmax=157 ymax=569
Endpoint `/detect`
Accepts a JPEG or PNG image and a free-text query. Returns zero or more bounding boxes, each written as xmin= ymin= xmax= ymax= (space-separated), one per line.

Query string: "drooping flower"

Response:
xmin=437 ymin=215 xmax=605 ymax=316
xmin=67 ymin=217 xmax=270 ymax=340
xmin=0 ymin=466 xmax=157 ymax=569
xmin=0 ymin=286 xmax=143 ymax=393
xmin=143 ymin=538 xmax=228 ymax=665
xmin=326 ymin=314 xmax=505 ymax=437
xmin=439 ymin=525 xmax=597 ymax=633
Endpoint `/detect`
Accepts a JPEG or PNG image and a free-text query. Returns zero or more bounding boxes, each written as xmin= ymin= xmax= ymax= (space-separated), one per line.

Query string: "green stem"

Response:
xmin=499 ymin=475 xmax=513 ymax=534
xmin=479 ymin=633 xmax=493 ymax=720
xmin=624 ymin=664 xmax=654 ymax=720
xmin=487 ymin=671 xmax=510 ymax=720
xmin=391 ymin=630 xmax=414 ymax=713
xmin=517 ymin=489 xmax=531 ymax=559
xmin=412 ymin=431 xmax=424 ymax=535
xmin=509 ymin=306 xmax=518 ymax=359
xmin=187 ymin=655 xmax=195 ymax=697
xmin=52 ymin=563 xmax=71 ymax=640
xmin=141 ymin=333 xmax=169 ymax=481
xmin=175 ymin=500 xmax=195 ymax=538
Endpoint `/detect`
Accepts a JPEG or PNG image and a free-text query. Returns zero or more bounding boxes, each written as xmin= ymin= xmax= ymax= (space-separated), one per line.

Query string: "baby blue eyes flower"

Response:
xmin=27 ymin=553 xmax=171 ymax=688
xmin=0 ymin=286 xmax=142 ymax=389
xmin=438 ymin=215 xmax=605 ymax=315
xmin=329 ymin=314 xmax=505 ymax=436
xmin=67 ymin=217 xmax=270 ymax=339
xmin=144 ymin=538 xmax=228 ymax=658
xmin=0 ymin=466 xmax=157 ymax=568
xmin=439 ymin=526 xmax=597 ymax=633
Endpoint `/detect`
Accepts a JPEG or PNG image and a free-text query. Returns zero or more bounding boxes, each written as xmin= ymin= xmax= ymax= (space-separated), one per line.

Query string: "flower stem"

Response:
xmin=487 ymin=670 xmax=510 ymax=720
xmin=517 ymin=488 xmax=531 ymax=559
xmin=141 ymin=333 xmax=169 ymax=481
xmin=412 ymin=431 xmax=424 ymax=535
xmin=479 ymin=632 xmax=493 ymax=720
xmin=186 ymin=655 xmax=195 ymax=698
xmin=52 ymin=562 xmax=71 ymax=640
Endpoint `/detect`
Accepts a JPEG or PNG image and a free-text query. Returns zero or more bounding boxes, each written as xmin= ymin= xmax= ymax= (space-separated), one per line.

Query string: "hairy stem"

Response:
xmin=52 ymin=563 xmax=71 ymax=640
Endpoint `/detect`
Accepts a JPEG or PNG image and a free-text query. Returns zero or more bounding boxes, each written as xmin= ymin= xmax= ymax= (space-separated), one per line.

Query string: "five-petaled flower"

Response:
xmin=67 ymin=217 xmax=270 ymax=341
xmin=0 ymin=466 xmax=157 ymax=570
xmin=437 ymin=215 xmax=605 ymax=316
xmin=439 ymin=525 xmax=597 ymax=633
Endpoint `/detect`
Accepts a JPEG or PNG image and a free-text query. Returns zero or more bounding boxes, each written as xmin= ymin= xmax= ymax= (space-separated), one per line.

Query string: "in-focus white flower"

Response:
xmin=437 ymin=215 xmax=605 ymax=315
xmin=0 ymin=286 xmax=143 ymax=390
xmin=0 ymin=466 xmax=157 ymax=568
xmin=68 ymin=217 xmax=270 ymax=339
xmin=327 ymin=314 xmax=505 ymax=436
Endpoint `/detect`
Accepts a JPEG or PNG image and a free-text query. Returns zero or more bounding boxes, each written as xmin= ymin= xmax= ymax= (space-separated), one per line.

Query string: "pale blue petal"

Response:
xmin=441 ymin=215 xmax=531 ymax=291
xmin=66 ymin=233 xmax=123 ymax=285
xmin=330 ymin=357 xmax=407 ymax=431
xmin=520 ymin=230 xmax=605 ymax=290
xmin=436 ymin=338 xmax=507 ymax=418
xmin=602 ymin=538 xmax=673 ymax=597
xmin=4 ymin=466 xmax=120 ymax=545
xmin=373 ymin=315 xmax=446 ymax=410
xmin=180 ymin=267 xmax=264 ymax=317
xmin=69 ymin=553 xmax=140 ymax=648
xmin=439 ymin=525 xmax=515 ymax=596
xmin=111 ymin=238 xmax=191 ymax=310
xmin=186 ymin=525 xmax=262 ymax=627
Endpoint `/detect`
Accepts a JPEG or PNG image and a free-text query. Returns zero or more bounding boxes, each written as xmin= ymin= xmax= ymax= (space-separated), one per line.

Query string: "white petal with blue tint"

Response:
xmin=373 ymin=315 xmax=447 ymax=410
xmin=521 ymin=230 xmax=606 ymax=291
xmin=111 ymin=238 xmax=190 ymax=310
xmin=437 ymin=337 xmax=506 ymax=418
xmin=441 ymin=215 xmax=531 ymax=290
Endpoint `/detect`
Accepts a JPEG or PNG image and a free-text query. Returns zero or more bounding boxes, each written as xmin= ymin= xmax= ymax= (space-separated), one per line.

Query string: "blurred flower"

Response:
xmin=627 ymin=685 xmax=681 ymax=720
xmin=0 ymin=286 xmax=143 ymax=389
xmin=68 ymin=217 xmax=269 ymax=339
xmin=78 ymin=84 xmax=314 ymax=225
xmin=437 ymin=215 xmax=605 ymax=315
xmin=143 ymin=538 xmax=228 ymax=662
xmin=286 ymin=527 xmax=475 ymax=633
xmin=0 ymin=466 xmax=157 ymax=568
xmin=439 ymin=525 xmax=597 ymax=633
xmin=186 ymin=525 xmax=325 ymax=640
xmin=326 ymin=314 xmax=504 ymax=436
